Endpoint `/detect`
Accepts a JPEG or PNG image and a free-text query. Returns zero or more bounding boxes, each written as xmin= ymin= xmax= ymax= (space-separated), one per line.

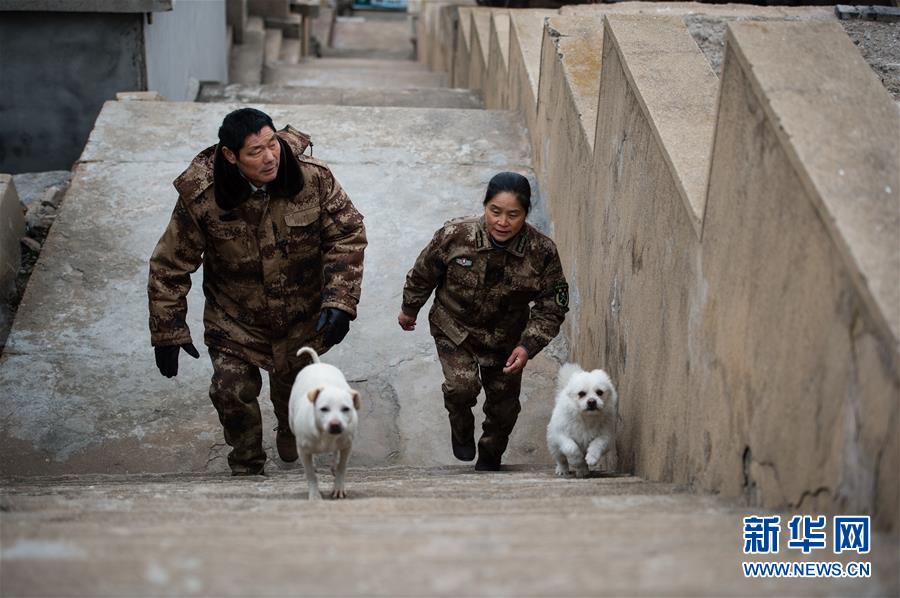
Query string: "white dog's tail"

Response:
xmin=557 ymin=362 xmax=582 ymax=392
xmin=296 ymin=346 xmax=321 ymax=363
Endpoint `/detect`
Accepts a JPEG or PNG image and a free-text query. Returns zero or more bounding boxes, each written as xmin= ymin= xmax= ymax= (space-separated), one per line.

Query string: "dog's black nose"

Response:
xmin=586 ymin=399 xmax=598 ymax=410
xmin=328 ymin=423 xmax=344 ymax=435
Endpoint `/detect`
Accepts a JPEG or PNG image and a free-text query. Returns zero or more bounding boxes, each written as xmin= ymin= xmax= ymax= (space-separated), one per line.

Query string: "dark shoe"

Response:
xmin=451 ymin=434 xmax=476 ymax=462
xmin=475 ymin=454 xmax=501 ymax=471
xmin=275 ymin=426 xmax=298 ymax=462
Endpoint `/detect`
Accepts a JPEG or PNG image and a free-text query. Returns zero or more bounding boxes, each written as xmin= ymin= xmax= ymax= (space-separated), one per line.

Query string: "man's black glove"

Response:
xmin=154 ymin=342 xmax=200 ymax=378
xmin=316 ymin=308 xmax=351 ymax=347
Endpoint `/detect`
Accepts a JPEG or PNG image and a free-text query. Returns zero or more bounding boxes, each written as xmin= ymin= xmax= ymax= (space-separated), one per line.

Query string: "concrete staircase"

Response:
xmin=202 ymin=10 xmax=482 ymax=108
xmin=4 ymin=466 xmax=898 ymax=596
xmin=1 ymin=7 xmax=898 ymax=597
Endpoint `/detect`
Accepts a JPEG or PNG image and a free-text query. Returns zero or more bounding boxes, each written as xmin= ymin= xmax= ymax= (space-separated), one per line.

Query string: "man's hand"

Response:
xmin=398 ymin=312 xmax=416 ymax=331
xmin=154 ymin=342 xmax=200 ymax=378
xmin=317 ymin=308 xmax=351 ymax=347
xmin=503 ymin=346 xmax=529 ymax=375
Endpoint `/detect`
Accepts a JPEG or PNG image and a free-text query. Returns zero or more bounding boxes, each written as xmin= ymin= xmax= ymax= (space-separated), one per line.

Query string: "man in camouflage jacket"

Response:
xmin=148 ymin=108 xmax=366 ymax=475
xmin=400 ymin=205 xmax=568 ymax=470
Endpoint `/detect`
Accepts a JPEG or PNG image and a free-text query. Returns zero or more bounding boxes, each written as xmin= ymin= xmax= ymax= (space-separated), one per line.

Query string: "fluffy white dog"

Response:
xmin=289 ymin=347 xmax=360 ymax=500
xmin=546 ymin=363 xmax=618 ymax=478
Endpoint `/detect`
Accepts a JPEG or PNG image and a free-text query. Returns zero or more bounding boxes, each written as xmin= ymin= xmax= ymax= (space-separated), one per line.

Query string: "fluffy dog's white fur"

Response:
xmin=289 ymin=347 xmax=360 ymax=500
xmin=546 ymin=363 xmax=618 ymax=478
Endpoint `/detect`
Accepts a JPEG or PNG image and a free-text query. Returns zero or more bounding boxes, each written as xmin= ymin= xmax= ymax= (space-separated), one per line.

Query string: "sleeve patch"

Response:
xmin=555 ymin=282 xmax=569 ymax=308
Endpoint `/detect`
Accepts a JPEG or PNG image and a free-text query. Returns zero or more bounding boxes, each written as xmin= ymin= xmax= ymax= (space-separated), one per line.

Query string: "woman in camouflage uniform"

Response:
xmin=398 ymin=172 xmax=568 ymax=471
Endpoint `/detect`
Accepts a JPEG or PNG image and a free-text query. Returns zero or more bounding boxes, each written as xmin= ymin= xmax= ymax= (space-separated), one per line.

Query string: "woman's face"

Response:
xmin=484 ymin=191 xmax=526 ymax=243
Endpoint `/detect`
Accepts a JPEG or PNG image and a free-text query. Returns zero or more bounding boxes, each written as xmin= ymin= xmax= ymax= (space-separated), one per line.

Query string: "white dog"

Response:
xmin=546 ymin=363 xmax=618 ymax=478
xmin=288 ymin=347 xmax=360 ymax=500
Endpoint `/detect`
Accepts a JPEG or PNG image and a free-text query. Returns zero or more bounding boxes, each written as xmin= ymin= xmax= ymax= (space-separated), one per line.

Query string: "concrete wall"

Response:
xmin=484 ymin=11 xmax=510 ymax=109
xmin=0 ymin=175 xmax=24 ymax=304
xmin=508 ymin=10 xmax=554 ymax=161
xmin=416 ymin=4 xmax=899 ymax=530
xmin=0 ymin=12 xmax=145 ymax=172
xmin=452 ymin=6 xmax=474 ymax=88
xmin=144 ymin=0 xmax=229 ymax=101
xmin=467 ymin=7 xmax=495 ymax=95
xmin=695 ymin=20 xmax=899 ymax=532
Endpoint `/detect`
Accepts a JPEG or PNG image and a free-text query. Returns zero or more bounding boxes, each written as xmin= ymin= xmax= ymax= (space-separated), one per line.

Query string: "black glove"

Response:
xmin=154 ymin=342 xmax=200 ymax=378
xmin=316 ymin=308 xmax=351 ymax=347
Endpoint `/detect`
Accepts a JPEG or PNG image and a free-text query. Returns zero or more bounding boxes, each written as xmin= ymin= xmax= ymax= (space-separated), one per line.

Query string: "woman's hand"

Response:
xmin=398 ymin=312 xmax=417 ymax=331
xmin=503 ymin=345 xmax=529 ymax=375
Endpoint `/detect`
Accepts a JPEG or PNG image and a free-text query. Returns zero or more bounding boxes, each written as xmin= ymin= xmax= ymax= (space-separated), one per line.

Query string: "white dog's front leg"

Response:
xmin=299 ymin=451 xmax=321 ymax=501
xmin=585 ymin=437 xmax=609 ymax=469
xmin=331 ymin=449 xmax=351 ymax=499
xmin=558 ymin=437 xmax=588 ymax=478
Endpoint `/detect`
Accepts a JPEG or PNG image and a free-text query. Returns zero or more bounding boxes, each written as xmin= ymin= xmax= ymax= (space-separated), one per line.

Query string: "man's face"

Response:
xmin=222 ymin=126 xmax=281 ymax=187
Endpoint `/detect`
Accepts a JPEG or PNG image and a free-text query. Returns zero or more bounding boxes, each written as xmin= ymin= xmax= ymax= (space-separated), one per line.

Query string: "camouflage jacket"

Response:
xmin=402 ymin=216 xmax=568 ymax=363
xmin=148 ymin=126 xmax=367 ymax=371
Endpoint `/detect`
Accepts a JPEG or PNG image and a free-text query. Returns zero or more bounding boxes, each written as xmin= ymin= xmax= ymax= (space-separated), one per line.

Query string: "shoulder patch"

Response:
xmin=554 ymin=282 xmax=569 ymax=308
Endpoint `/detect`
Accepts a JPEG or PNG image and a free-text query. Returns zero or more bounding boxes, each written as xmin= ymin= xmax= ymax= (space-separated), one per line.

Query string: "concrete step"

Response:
xmin=289 ymin=57 xmax=431 ymax=71
xmin=0 ymin=99 xmax=536 ymax=477
xmin=229 ymin=16 xmax=265 ymax=85
xmin=264 ymin=27 xmax=283 ymax=65
xmin=264 ymin=63 xmax=448 ymax=88
xmin=2 ymin=467 xmax=897 ymax=596
xmin=278 ymin=36 xmax=301 ymax=63
xmin=197 ymin=83 xmax=484 ymax=109
xmin=319 ymin=45 xmax=414 ymax=60
xmin=332 ymin=14 xmax=412 ymax=56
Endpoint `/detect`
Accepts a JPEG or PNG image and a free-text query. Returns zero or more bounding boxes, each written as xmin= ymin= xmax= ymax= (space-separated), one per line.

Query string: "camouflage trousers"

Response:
xmin=434 ymin=334 xmax=523 ymax=462
xmin=208 ymin=349 xmax=303 ymax=475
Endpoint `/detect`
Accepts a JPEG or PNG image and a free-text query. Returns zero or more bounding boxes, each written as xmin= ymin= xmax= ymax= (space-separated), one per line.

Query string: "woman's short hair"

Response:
xmin=218 ymin=108 xmax=276 ymax=154
xmin=483 ymin=171 xmax=532 ymax=214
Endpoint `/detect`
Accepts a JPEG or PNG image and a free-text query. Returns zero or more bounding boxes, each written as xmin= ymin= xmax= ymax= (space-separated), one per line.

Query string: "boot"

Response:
xmin=275 ymin=425 xmax=298 ymax=462
xmin=475 ymin=452 xmax=501 ymax=472
xmin=451 ymin=432 xmax=476 ymax=462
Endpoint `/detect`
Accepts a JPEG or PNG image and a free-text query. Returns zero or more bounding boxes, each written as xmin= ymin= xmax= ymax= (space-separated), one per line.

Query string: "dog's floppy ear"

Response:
xmin=307 ymin=387 xmax=323 ymax=403
xmin=351 ymin=390 xmax=361 ymax=411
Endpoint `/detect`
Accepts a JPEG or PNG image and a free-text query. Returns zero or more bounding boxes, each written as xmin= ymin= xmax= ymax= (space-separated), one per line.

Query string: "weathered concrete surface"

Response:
xmin=3 ymin=468 xmax=898 ymax=596
xmin=287 ymin=57 xmax=435 ymax=71
xmin=508 ymin=10 xmax=557 ymax=161
xmin=695 ymin=21 xmax=899 ymax=530
xmin=451 ymin=6 xmax=473 ymax=88
xmin=533 ymin=14 xmax=603 ymax=348
xmin=561 ymin=1 xmax=834 ymax=20
xmin=533 ymin=14 xmax=603 ymax=226
xmin=484 ymin=11 xmax=510 ymax=110
xmin=0 ymin=100 xmax=563 ymax=477
xmin=263 ymin=63 xmax=449 ymax=88
xmin=229 ymin=16 xmax=265 ymax=85
xmin=0 ymin=175 xmax=24 ymax=303
xmin=467 ymin=7 xmax=496 ymax=95
xmin=576 ymin=14 xmax=714 ymax=497
xmin=332 ymin=14 xmax=413 ymax=60
xmin=0 ymin=174 xmax=24 ymax=352
xmin=198 ymin=83 xmax=484 ymax=109
xmin=264 ymin=27 xmax=283 ymax=64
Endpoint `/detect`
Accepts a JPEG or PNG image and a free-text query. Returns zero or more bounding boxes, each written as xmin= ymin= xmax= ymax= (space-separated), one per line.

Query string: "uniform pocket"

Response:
xmin=504 ymin=275 xmax=540 ymax=307
xmin=444 ymin=262 xmax=479 ymax=308
xmin=207 ymin=220 xmax=250 ymax=261
xmin=284 ymin=207 xmax=319 ymax=227
xmin=285 ymin=207 xmax=320 ymax=256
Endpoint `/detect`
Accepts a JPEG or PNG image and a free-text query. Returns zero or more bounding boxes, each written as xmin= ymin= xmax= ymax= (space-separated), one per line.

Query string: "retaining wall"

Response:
xmin=420 ymin=3 xmax=898 ymax=530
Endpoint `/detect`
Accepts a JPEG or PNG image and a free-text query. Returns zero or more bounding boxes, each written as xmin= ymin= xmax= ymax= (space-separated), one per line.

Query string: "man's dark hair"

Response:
xmin=483 ymin=171 xmax=532 ymax=214
xmin=218 ymin=108 xmax=276 ymax=153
